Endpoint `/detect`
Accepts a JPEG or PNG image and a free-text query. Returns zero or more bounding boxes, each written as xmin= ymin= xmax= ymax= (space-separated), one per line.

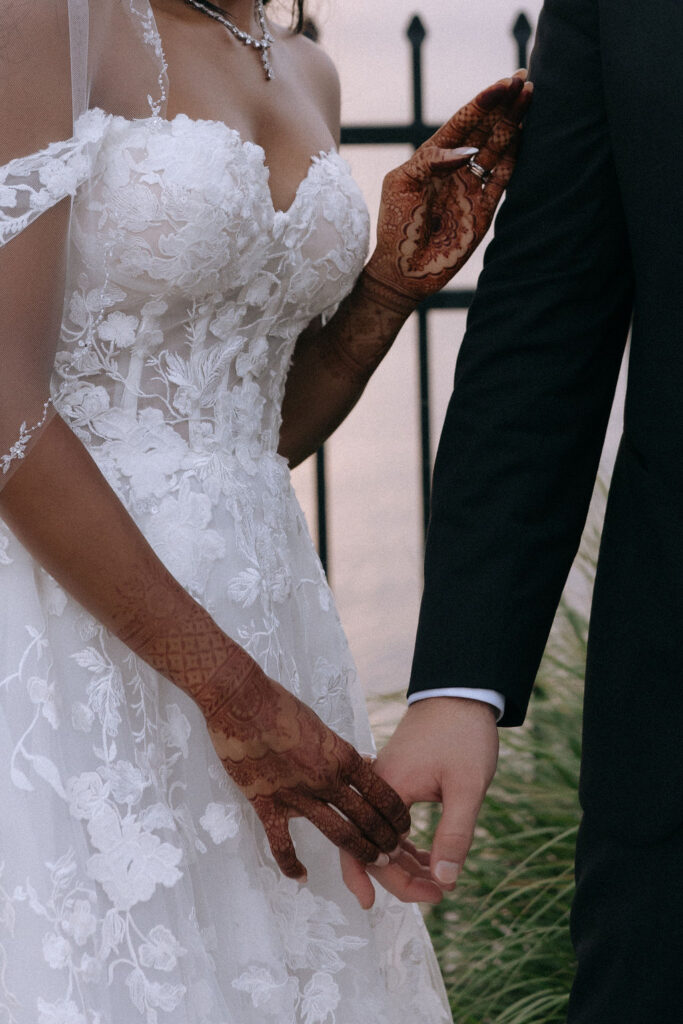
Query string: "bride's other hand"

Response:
xmin=364 ymin=74 xmax=533 ymax=310
xmin=205 ymin=669 xmax=411 ymax=881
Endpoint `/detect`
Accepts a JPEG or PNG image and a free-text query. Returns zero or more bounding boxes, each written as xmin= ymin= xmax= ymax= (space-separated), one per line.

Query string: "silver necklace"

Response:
xmin=184 ymin=0 xmax=274 ymax=81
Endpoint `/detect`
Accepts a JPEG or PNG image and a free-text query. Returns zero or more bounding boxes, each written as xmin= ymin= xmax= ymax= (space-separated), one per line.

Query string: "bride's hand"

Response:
xmin=364 ymin=74 xmax=533 ymax=310
xmin=205 ymin=668 xmax=411 ymax=881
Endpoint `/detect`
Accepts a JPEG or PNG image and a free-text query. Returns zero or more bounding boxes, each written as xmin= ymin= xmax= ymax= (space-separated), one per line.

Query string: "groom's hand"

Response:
xmin=375 ymin=697 xmax=498 ymax=888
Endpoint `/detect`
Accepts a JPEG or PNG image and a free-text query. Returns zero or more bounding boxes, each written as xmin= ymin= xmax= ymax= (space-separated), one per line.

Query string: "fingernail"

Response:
xmin=388 ymin=845 xmax=402 ymax=860
xmin=296 ymin=872 xmax=308 ymax=886
xmin=374 ymin=853 xmax=390 ymax=868
xmin=450 ymin=147 xmax=479 ymax=157
xmin=434 ymin=861 xmax=461 ymax=885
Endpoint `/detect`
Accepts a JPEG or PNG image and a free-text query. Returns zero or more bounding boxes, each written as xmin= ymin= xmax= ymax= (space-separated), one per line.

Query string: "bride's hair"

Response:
xmin=263 ymin=0 xmax=306 ymax=33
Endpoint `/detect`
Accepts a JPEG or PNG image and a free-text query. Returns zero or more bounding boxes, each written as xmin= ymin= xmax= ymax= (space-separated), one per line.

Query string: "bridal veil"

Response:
xmin=0 ymin=0 xmax=168 ymax=489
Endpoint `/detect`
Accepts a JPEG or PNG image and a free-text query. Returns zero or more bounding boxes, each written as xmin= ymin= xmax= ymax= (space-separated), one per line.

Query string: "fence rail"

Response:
xmin=315 ymin=12 xmax=534 ymax=576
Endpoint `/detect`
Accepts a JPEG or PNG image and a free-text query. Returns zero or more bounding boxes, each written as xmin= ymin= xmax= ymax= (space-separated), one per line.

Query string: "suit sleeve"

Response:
xmin=408 ymin=0 xmax=634 ymax=726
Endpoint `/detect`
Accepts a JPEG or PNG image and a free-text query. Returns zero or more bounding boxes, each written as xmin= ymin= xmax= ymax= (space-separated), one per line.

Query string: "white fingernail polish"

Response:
xmin=435 ymin=861 xmax=460 ymax=885
xmin=374 ymin=853 xmax=390 ymax=868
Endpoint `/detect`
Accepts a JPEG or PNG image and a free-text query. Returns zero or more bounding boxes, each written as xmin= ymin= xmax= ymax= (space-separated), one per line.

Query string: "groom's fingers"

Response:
xmin=430 ymin=783 xmax=484 ymax=889
xmin=339 ymin=849 xmax=444 ymax=909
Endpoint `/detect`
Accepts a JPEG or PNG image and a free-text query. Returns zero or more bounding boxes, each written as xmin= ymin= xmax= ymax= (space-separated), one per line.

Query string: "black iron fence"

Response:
xmin=314 ymin=12 xmax=535 ymax=577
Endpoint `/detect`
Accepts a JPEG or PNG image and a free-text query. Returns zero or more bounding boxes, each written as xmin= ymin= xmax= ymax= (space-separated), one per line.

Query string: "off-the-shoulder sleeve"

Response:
xmin=0 ymin=108 xmax=109 ymax=247
xmin=0 ymin=2 xmax=108 ymax=491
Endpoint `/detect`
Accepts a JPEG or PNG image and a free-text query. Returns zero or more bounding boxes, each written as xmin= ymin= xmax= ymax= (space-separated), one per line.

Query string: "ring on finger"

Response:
xmin=467 ymin=157 xmax=491 ymax=184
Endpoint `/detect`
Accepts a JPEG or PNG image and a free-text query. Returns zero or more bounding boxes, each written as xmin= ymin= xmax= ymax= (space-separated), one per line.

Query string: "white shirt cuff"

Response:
xmin=407 ymin=688 xmax=506 ymax=723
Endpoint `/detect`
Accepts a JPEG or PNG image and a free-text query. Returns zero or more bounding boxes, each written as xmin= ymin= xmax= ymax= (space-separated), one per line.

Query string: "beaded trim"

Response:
xmin=1 ymin=399 xmax=53 ymax=477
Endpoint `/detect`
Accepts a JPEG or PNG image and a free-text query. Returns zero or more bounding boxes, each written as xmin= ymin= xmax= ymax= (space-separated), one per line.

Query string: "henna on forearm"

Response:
xmin=110 ymin=550 xmax=261 ymax=721
xmin=316 ymin=271 xmax=414 ymax=385
xmin=278 ymin=271 xmax=412 ymax=466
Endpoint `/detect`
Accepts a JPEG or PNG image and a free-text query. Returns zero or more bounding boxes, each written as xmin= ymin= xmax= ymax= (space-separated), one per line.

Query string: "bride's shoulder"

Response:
xmin=280 ymin=28 xmax=341 ymax=125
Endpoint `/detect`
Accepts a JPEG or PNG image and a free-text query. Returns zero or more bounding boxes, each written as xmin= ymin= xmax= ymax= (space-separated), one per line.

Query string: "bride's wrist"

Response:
xmin=198 ymin=647 xmax=266 ymax=729
xmin=358 ymin=264 xmax=419 ymax=320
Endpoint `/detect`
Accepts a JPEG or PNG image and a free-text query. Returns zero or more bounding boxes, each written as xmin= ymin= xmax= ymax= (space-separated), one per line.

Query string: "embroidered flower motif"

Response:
xmin=66 ymin=772 xmax=110 ymax=821
xmin=232 ymin=966 xmax=299 ymax=1021
xmin=28 ymin=675 xmax=59 ymax=729
xmin=62 ymin=899 xmax=97 ymax=947
xmin=138 ymin=924 xmax=186 ymax=972
xmin=199 ymin=801 xmax=242 ymax=844
xmin=301 ymin=972 xmax=340 ymax=1024
xmin=37 ymin=997 xmax=87 ymax=1024
xmin=98 ymin=311 xmax=139 ymax=349
xmin=145 ymin=485 xmax=225 ymax=592
xmin=102 ymin=760 xmax=147 ymax=806
xmin=42 ymin=932 xmax=72 ymax=970
xmin=86 ymin=804 xmax=183 ymax=912
xmin=0 ymin=522 xmax=13 ymax=565
xmin=159 ymin=704 xmax=192 ymax=759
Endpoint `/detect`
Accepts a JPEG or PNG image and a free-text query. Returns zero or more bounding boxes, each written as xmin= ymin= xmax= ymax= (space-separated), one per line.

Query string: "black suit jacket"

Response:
xmin=409 ymin=0 xmax=683 ymax=842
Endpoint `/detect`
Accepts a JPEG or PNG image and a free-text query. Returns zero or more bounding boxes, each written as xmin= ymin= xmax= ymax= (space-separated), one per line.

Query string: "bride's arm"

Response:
xmin=279 ymin=75 xmax=532 ymax=468
xmin=0 ymin=413 xmax=410 ymax=879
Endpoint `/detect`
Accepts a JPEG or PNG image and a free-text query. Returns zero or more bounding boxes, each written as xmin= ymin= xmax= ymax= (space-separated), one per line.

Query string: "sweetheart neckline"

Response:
xmin=96 ymin=108 xmax=339 ymax=218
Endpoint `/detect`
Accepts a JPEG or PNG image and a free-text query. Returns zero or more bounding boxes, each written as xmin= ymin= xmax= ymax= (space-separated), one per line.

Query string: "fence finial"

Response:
xmin=407 ymin=15 xmax=427 ymax=46
xmin=513 ymin=12 xmax=533 ymax=67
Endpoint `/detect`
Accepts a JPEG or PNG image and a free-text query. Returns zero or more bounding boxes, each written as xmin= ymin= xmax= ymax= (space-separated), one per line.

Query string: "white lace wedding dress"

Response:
xmin=0 ymin=109 xmax=452 ymax=1024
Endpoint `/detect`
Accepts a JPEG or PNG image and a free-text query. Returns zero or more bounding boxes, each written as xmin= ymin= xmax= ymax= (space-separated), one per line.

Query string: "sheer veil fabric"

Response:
xmin=0 ymin=2 xmax=453 ymax=1021
xmin=0 ymin=0 xmax=168 ymax=487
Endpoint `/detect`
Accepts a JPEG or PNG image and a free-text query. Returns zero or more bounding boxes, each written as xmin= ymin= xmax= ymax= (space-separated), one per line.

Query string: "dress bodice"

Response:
xmin=53 ymin=112 xmax=370 ymax=514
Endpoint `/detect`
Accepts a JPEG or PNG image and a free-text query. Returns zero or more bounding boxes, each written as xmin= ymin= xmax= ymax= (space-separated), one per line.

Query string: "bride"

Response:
xmin=0 ymin=1 xmax=530 ymax=1020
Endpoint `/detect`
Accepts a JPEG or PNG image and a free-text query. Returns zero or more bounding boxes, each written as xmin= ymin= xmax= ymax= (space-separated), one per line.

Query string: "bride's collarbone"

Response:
xmin=148 ymin=9 xmax=336 ymax=206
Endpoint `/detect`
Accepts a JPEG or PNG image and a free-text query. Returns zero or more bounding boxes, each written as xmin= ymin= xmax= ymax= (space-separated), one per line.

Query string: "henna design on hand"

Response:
xmin=364 ymin=75 xmax=533 ymax=309
xmin=109 ymin=552 xmax=411 ymax=879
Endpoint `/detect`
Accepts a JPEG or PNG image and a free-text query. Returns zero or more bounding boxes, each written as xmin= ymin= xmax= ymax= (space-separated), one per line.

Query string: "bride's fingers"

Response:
xmin=428 ymin=76 xmax=524 ymax=151
xmin=333 ymin=785 xmax=399 ymax=853
xmin=347 ymin=756 xmax=412 ymax=836
xmin=340 ymin=850 xmax=377 ymax=909
xmin=286 ymin=791 xmax=389 ymax=867
xmin=252 ymin=796 xmax=308 ymax=881
xmin=482 ymin=135 xmax=521 ymax=211
xmin=470 ymin=84 xmax=533 ymax=175
xmin=461 ymin=78 xmax=532 ymax=154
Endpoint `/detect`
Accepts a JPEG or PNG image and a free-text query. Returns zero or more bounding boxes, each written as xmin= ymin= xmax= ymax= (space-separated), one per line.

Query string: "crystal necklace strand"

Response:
xmin=184 ymin=0 xmax=274 ymax=81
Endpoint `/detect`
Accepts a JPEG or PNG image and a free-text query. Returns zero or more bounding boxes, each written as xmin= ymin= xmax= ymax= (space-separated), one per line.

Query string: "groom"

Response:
xmin=376 ymin=0 xmax=683 ymax=1019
